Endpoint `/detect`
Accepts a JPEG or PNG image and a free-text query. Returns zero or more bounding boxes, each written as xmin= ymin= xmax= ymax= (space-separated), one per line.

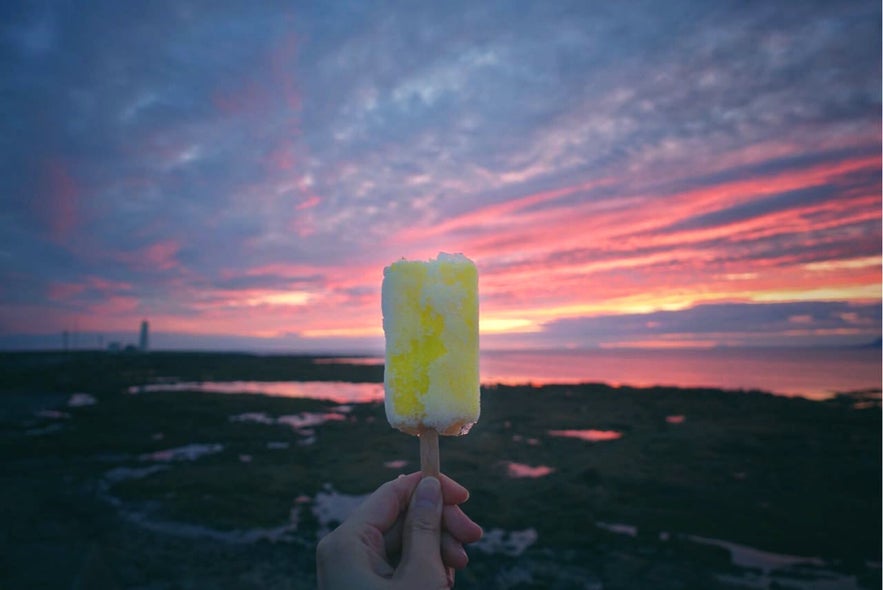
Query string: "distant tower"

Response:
xmin=139 ymin=320 xmax=149 ymax=352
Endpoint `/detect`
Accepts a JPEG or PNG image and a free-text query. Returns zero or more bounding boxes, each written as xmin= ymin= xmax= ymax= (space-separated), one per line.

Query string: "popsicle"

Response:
xmin=382 ymin=252 xmax=480 ymax=477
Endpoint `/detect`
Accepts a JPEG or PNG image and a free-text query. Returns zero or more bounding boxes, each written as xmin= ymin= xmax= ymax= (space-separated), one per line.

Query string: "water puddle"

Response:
xmin=36 ymin=409 xmax=70 ymax=419
xmin=310 ymin=483 xmax=536 ymax=557
xmin=473 ymin=528 xmax=538 ymax=557
xmin=504 ymin=462 xmax=555 ymax=478
xmin=312 ymin=485 xmax=370 ymax=538
xmin=129 ymin=381 xmax=384 ymax=404
xmin=277 ymin=412 xmax=347 ymax=430
xmin=687 ymin=534 xmax=826 ymax=572
xmin=98 ymin=462 xmax=303 ymax=544
xmin=27 ymin=393 xmax=97 ymax=433
xmin=596 ymin=522 xmax=637 ymax=537
xmin=548 ymin=429 xmax=623 ymax=442
xmin=104 ymin=465 xmax=170 ymax=482
xmin=68 ymin=393 xmax=97 ymax=407
xmin=140 ymin=443 xmax=224 ymax=462
xmin=95 ymin=466 xmax=533 ymax=557
xmin=230 ymin=411 xmax=348 ymax=445
xmin=596 ymin=521 xmax=867 ymax=589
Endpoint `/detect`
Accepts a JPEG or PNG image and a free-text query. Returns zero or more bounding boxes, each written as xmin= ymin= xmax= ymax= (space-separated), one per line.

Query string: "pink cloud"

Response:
xmin=89 ymin=296 xmax=140 ymax=317
xmin=24 ymin=144 xmax=879 ymax=351
xmin=46 ymin=276 xmax=134 ymax=303
xmin=87 ymin=276 xmax=134 ymax=292
xmin=266 ymin=143 xmax=298 ymax=171
xmin=47 ymin=282 xmax=87 ymax=301
xmin=115 ymin=240 xmax=183 ymax=273
xmin=296 ymin=195 xmax=320 ymax=210
xmin=142 ymin=240 xmax=181 ymax=271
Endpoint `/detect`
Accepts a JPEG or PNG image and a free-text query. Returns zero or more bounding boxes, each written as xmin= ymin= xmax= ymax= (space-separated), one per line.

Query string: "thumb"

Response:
xmin=397 ymin=476 xmax=446 ymax=581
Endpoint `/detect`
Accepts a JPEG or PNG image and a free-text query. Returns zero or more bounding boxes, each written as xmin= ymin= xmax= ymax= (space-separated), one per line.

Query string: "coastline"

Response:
xmin=3 ymin=346 xmax=880 ymax=399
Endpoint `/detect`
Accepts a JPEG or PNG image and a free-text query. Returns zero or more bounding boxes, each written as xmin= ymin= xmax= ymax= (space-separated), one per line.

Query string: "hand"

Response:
xmin=316 ymin=472 xmax=483 ymax=589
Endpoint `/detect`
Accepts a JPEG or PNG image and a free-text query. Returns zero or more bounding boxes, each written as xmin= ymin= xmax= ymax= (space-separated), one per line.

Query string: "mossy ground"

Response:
xmin=0 ymin=352 xmax=879 ymax=589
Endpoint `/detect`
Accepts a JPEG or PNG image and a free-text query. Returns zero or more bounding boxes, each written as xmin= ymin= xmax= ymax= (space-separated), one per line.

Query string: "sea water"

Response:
xmin=479 ymin=347 xmax=881 ymax=399
xmin=133 ymin=347 xmax=880 ymax=401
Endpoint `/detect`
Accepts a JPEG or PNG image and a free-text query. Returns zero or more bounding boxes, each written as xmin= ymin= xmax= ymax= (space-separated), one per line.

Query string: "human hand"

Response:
xmin=316 ymin=472 xmax=483 ymax=589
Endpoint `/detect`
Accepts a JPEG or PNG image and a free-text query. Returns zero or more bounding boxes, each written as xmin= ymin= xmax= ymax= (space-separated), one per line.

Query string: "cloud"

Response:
xmin=528 ymin=301 xmax=882 ymax=349
xmin=0 ymin=0 xmax=878 ymax=350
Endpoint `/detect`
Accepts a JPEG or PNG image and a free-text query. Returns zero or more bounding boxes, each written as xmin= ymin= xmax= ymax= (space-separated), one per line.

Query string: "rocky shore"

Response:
xmin=1 ymin=351 xmax=879 ymax=589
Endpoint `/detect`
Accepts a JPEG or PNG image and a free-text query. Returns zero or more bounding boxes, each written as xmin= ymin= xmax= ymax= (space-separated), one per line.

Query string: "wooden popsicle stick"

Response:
xmin=420 ymin=428 xmax=440 ymax=478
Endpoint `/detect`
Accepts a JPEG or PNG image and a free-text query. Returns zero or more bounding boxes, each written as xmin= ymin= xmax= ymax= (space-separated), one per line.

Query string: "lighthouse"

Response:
xmin=139 ymin=320 xmax=149 ymax=352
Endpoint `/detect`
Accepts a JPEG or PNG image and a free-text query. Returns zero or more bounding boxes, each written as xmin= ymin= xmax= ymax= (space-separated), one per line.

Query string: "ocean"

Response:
xmin=138 ymin=346 xmax=881 ymax=401
xmin=478 ymin=347 xmax=882 ymax=399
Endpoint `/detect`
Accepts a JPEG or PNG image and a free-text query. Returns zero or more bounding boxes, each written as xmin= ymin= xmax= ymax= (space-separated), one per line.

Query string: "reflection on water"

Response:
xmin=665 ymin=415 xmax=686 ymax=424
xmin=36 ymin=409 xmax=70 ymax=420
xmin=230 ymin=411 xmax=348 ymax=446
xmin=230 ymin=411 xmax=348 ymax=430
xmin=597 ymin=521 xmax=864 ymax=590
xmin=473 ymin=528 xmax=538 ymax=557
xmin=687 ymin=534 xmax=826 ymax=572
xmin=548 ymin=429 xmax=623 ymax=442
xmin=278 ymin=412 xmax=347 ymax=430
xmin=311 ymin=483 xmax=538 ymax=557
xmin=130 ymin=381 xmax=384 ymax=403
xmin=105 ymin=465 xmax=169 ymax=483
xmin=312 ymin=484 xmax=369 ymax=538
xmin=131 ymin=347 xmax=880 ymax=401
xmin=481 ymin=348 xmax=882 ymax=399
xmin=504 ymin=462 xmax=555 ymax=478
xmin=597 ymin=522 xmax=637 ymax=537
xmin=230 ymin=411 xmax=349 ymax=446
xmin=140 ymin=443 xmax=224 ymax=462
xmin=68 ymin=393 xmax=97 ymax=407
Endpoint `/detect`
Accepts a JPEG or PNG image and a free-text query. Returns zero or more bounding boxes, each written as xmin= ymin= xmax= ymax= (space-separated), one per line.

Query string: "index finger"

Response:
xmin=342 ymin=471 xmax=472 ymax=533
xmin=344 ymin=472 xmax=423 ymax=532
xmin=439 ymin=472 xmax=470 ymax=505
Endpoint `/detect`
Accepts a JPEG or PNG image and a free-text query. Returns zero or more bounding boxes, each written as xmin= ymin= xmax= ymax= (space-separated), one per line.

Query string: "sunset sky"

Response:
xmin=1 ymin=0 xmax=880 ymax=352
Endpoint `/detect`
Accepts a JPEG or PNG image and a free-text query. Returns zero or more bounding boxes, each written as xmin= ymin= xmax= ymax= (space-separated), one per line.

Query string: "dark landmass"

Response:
xmin=0 ymin=350 xmax=385 ymax=391
xmin=0 ymin=351 xmax=880 ymax=589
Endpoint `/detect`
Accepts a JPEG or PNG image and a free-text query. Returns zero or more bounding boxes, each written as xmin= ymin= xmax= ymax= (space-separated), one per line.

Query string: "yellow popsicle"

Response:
xmin=382 ymin=252 xmax=480 ymax=436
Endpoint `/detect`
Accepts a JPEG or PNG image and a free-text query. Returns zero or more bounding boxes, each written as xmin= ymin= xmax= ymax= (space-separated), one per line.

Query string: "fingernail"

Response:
xmin=415 ymin=476 xmax=441 ymax=508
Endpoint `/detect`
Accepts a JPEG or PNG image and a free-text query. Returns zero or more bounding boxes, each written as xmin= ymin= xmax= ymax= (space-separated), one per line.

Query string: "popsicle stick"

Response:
xmin=420 ymin=428 xmax=440 ymax=478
